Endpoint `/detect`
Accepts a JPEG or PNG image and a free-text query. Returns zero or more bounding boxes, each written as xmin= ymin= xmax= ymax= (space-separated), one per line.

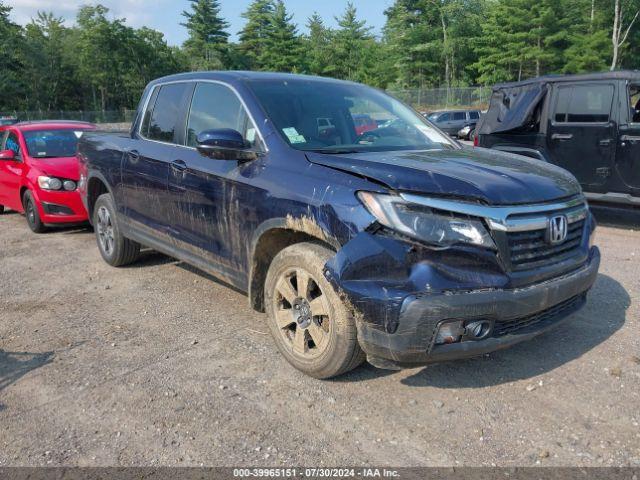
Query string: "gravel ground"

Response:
xmin=0 ymin=208 xmax=638 ymax=467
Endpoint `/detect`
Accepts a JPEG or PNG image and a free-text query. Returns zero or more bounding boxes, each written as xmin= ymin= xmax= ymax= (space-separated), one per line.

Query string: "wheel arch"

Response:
xmin=86 ymin=172 xmax=113 ymax=223
xmin=248 ymin=217 xmax=341 ymax=312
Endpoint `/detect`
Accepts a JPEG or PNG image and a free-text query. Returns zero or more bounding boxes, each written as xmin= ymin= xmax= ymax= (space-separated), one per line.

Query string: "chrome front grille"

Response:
xmin=507 ymin=218 xmax=586 ymax=270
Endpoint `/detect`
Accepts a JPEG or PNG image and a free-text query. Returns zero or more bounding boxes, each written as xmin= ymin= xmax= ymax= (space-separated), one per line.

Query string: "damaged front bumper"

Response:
xmin=324 ymin=231 xmax=600 ymax=369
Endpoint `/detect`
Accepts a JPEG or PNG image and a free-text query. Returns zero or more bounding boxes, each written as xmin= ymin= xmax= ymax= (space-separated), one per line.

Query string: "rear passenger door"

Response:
xmin=616 ymin=82 xmax=640 ymax=194
xmin=547 ymin=83 xmax=616 ymax=189
xmin=123 ymin=82 xmax=192 ymax=234
xmin=171 ymin=81 xmax=264 ymax=277
xmin=451 ymin=111 xmax=467 ymax=133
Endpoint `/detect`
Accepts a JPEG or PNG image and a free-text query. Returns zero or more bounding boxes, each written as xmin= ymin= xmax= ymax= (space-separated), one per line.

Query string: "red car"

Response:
xmin=0 ymin=121 xmax=96 ymax=232
xmin=352 ymin=114 xmax=378 ymax=136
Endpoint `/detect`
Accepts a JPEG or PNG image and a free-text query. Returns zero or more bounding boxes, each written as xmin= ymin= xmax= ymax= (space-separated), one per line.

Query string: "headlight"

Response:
xmin=63 ymin=180 xmax=77 ymax=191
xmin=38 ymin=176 xmax=63 ymax=190
xmin=358 ymin=191 xmax=496 ymax=249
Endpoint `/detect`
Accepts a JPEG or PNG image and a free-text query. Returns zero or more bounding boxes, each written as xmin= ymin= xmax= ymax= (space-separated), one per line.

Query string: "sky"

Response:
xmin=8 ymin=0 xmax=393 ymax=46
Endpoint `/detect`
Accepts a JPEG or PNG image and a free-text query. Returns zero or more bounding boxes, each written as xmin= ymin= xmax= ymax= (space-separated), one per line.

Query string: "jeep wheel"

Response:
xmin=23 ymin=191 xmax=46 ymax=233
xmin=265 ymin=242 xmax=365 ymax=379
xmin=93 ymin=193 xmax=140 ymax=267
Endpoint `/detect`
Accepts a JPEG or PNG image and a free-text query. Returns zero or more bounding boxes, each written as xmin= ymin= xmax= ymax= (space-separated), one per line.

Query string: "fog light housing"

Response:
xmin=464 ymin=320 xmax=493 ymax=340
xmin=434 ymin=321 xmax=464 ymax=345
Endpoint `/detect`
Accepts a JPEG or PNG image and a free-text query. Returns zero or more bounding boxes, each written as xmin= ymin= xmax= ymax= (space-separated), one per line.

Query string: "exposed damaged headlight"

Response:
xmin=357 ymin=191 xmax=496 ymax=249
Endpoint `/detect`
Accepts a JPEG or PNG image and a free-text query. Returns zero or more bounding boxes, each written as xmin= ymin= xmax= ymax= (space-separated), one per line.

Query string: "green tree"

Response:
xmin=259 ymin=1 xmax=304 ymax=72
xmin=563 ymin=0 xmax=611 ymax=73
xmin=327 ymin=2 xmax=376 ymax=81
xmin=473 ymin=0 xmax=568 ymax=84
xmin=238 ymin=0 xmax=275 ymax=69
xmin=23 ymin=12 xmax=83 ymax=110
xmin=384 ymin=0 xmax=446 ymax=88
xmin=305 ymin=13 xmax=332 ymax=76
xmin=0 ymin=2 xmax=26 ymax=111
xmin=181 ymin=0 xmax=230 ymax=70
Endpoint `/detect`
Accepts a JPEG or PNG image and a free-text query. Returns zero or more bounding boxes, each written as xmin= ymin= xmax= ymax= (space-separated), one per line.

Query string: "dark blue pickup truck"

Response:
xmin=77 ymin=71 xmax=600 ymax=378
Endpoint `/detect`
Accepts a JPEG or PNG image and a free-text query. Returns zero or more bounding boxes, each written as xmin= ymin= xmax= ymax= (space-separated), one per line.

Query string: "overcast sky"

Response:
xmin=8 ymin=0 xmax=392 ymax=46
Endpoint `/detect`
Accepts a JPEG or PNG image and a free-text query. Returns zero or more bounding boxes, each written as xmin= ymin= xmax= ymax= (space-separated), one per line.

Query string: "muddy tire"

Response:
xmin=23 ymin=191 xmax=46 ymax=233
xmin=265 ymin=242 xmax=365 ymax=379
xmin=93 ymin=193 xmax=140 ymax=267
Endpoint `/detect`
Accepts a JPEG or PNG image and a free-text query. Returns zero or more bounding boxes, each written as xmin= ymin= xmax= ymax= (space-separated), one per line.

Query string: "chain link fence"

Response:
xmin=0 ymin=87 xmax=492 ymax=126
xmin=0 ymin=109 xmax=136 ymax=125
xmin=388 ymin=86 xmax=492 ymax=112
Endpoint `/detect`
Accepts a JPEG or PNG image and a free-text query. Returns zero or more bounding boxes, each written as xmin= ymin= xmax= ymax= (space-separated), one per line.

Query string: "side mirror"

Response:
xmin=196 ymin=129 xmax=259 ymax=162
xmin=0 ymin=149 xmax=16 ymax=161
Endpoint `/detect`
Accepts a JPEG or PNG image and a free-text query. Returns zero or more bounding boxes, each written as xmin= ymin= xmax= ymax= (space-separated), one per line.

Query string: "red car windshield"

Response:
xmin=23 ymin=129 xmax=87 ymax=159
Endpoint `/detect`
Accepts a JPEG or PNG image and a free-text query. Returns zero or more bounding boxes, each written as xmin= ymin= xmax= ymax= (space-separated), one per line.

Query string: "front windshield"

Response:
xmin=23 ymin=130 xmax=87 ymax=158
xmin=248 ymin=78 xmax=457 ymax=153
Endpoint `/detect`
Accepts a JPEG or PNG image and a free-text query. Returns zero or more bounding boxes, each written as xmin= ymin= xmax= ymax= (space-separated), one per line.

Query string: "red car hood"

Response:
xmin=31 ymin=156 xmax=80 ymax=180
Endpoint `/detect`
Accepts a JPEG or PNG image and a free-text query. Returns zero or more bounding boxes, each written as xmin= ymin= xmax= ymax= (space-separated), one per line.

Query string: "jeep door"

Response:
xmin=547 ymin=83 xmax=616 ymax=190
xmin=616 ymin=82 xmax=640 ymax=194
xmin=123 ymin=82 xmax=192 ymax=234
xmin=170 ymin=81 xmax=264 ymax=283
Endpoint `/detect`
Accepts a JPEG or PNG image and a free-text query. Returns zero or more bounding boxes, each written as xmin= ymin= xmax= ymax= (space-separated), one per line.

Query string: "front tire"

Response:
xmin=23 ymin=191 xmax=46 ymax=233
xmin=265 ymin=242 xmax=365 ymax=379
xmin=0 ymin=205 xmax=4 ymax=214
xmin=93 ymin=193 xmax=140 ymax=267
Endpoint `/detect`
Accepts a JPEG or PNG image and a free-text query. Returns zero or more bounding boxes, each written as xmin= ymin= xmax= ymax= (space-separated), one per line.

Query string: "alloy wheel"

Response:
xmin=273 ymin=268 xmax=332 ymax=359
xmin=96 ymin=206 xmax=115 ymax=256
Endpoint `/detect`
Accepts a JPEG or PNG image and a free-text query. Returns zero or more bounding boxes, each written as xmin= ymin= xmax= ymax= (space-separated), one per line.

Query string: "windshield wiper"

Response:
xmin=308 ymin=148 xmax=362 ymax=154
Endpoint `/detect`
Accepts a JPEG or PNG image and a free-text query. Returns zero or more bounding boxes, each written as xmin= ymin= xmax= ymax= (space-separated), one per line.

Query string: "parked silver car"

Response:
xmin=428 ymin=110 xmax=481 ymax=136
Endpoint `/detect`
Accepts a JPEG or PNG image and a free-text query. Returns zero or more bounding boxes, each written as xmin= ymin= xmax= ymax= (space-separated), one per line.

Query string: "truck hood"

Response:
xmin=31 ymin=156 xmax=80 ymax=180
xmin=305 ymin=147 xmax=581 ymax=205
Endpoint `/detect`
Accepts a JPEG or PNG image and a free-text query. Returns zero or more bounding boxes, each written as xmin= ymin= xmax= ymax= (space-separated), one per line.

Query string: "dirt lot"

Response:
xmin=0 ymin=208 xmax=638 ymax=467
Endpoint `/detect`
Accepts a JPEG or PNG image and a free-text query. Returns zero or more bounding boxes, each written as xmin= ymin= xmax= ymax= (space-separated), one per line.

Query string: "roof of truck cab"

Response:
xmin=149 ymin=70 xmax=359 ymax=86
xmin=7 ymin=121 xmax=96 ymax=132
xmin=493 ymin=70 xmax=640 ymax=89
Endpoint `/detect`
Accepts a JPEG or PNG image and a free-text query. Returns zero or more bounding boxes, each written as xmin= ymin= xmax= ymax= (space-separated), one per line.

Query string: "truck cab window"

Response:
xmin=554 ymin=84 xmax=613 ymax=123
xmin=186 ymin=83 xmax=259 ymax=149
xmin=146 ymin=83 xmax=190 ymax=143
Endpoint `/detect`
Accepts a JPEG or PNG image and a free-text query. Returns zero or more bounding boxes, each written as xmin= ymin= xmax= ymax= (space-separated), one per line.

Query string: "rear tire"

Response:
xmin=93 ymin=193 xmax=140 ymax=267
xmin=265 ymin=242 xmax=365 ymax=379
xmin=23 ymin=191 xmax=47 ymax=233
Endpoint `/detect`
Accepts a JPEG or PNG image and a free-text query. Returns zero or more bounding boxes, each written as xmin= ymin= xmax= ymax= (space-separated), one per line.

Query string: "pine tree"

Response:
xmin=329 ymin=2 xmax=375 ymax=81
xmin=305 ymin=13 xmax=332 ymax=76
xmin=181 ymin=0 xmax=230 ymax=70
xmin=238 ymin=0 xmax=275 ymax=69
xmin=259 ymin=1 xmax=304 ymax=72
xmin=384 ymin=0 xmax=443 ymax=88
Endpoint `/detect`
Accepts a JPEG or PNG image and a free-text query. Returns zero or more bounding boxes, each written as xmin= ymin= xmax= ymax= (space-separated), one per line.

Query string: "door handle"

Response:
xmin=551 ymin=133 xmax=573 ymax=141
xmin=599 ymin=138 xmax=612 ymax=146
xmin=621 ymin=135 xmax=640 ymax=143
xmin=127 ymin=149 xmax=140 ymax=161
xmin=171 ymin=159 xmax=187 ymax=172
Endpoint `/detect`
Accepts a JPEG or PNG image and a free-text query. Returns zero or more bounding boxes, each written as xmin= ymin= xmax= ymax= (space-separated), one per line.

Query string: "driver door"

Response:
xmin=0 ymin=130 xmax=26 ymax=211
xmin=171 ymin=81 xmax=264 ymax=276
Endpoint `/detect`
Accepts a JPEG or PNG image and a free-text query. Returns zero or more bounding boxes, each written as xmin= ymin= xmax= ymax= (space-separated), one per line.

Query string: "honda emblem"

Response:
xmin=548 ymin=215 xmax=568 ymax=244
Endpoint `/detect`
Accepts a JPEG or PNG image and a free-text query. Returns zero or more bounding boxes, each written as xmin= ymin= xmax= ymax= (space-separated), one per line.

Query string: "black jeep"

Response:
xmin=477 ymin=71 xmax=640 ymax=208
